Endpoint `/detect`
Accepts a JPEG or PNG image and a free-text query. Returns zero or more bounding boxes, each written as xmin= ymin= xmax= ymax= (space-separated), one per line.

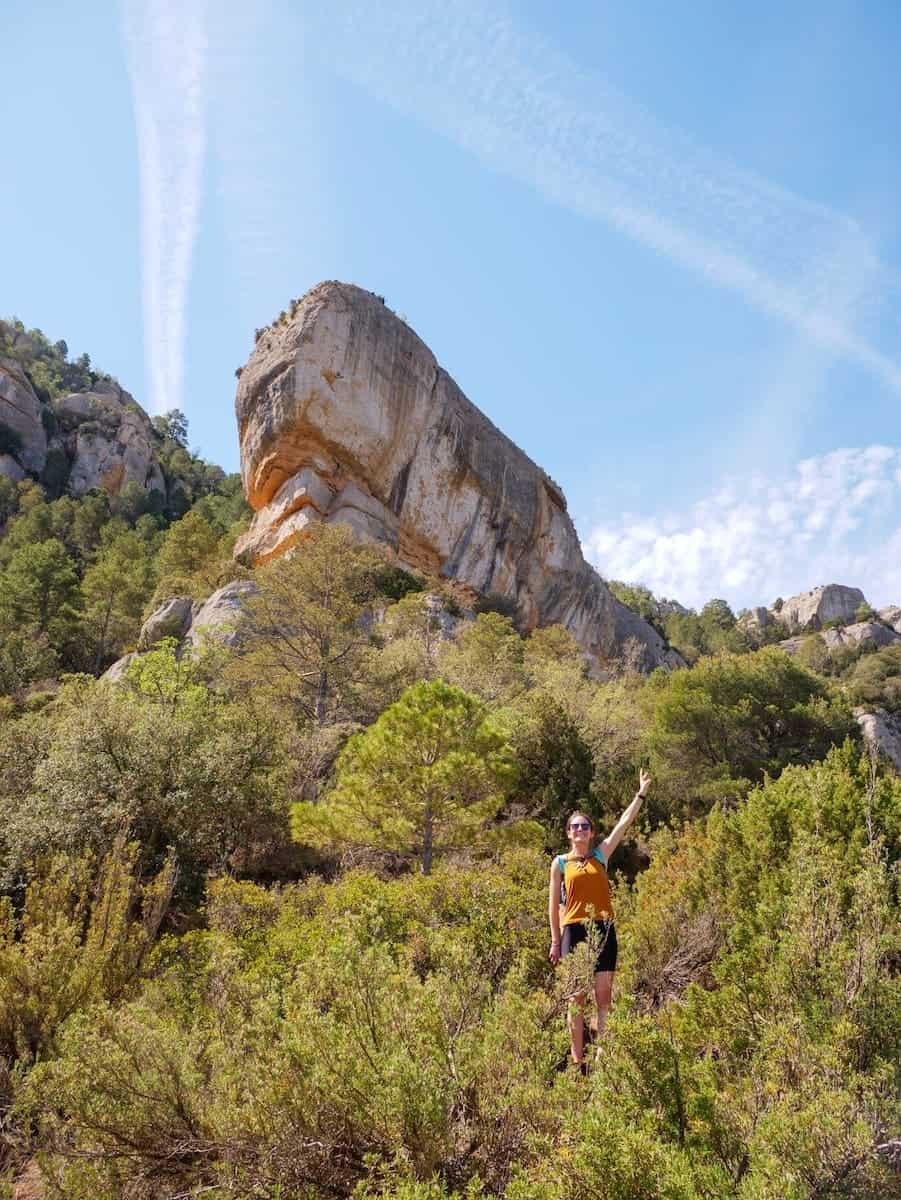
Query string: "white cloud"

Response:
xmin=583 ymin=446 xmax=901 ymax=610
xmin=123 ymin=0 xmax=208 ymax=415
xmin=305 ymin=1 xmax=900 ymax=392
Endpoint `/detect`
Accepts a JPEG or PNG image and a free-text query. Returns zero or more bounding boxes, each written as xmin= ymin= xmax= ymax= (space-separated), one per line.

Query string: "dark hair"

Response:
xmin=566 ymin=810 xmax=594 ymax=831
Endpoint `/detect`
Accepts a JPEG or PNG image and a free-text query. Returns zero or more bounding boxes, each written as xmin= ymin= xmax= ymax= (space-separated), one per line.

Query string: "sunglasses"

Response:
xmin=568 ymin=822 xmax=592 ymax=832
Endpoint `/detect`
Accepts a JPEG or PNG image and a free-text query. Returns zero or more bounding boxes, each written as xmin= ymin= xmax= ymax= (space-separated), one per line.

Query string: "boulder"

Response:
xmin=879 ymin=605 xmax=901 ymax=633
xmin=185 ymin=580 xmax=258 ymax=651
xmin=773 ymin=584 xmax=866 ymax=633
xmin=739 ymin=606 xmax=773 ymax=630
xmin=102 ymin=652 xmax=138 ymax=683
xmin=777 ymin=636 xmax=807 ymax=657
xmin=104 ymin=581 xmax=258 ymax=680
xmin=820 ymin=622 xmax=900 ymax=651
xmin=780 ymin=622 xmax=900 ymax=657
xmin=738 ymin=606 xmax=774 ymax=644
xmin=234 ymin=282 xmax=680 ymax=672
xmin=856 ymin=708 xmax=901 ymax=772
xmin=0 ymin=357 xmax=46 ymax=474
xmin=138 ymin=596 xmax=194 ymax=650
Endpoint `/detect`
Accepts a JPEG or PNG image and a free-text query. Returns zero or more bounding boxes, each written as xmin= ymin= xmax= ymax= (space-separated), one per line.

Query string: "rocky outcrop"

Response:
xmin=0 ymin=321 xmax=182 ymax=505
xmin=185 ymin=581 xmax=258 ymax=650
xmin=0 ymin=357 xmax=46 ymax=474
xmin=737 ymin=606 xmax=774 ymax=641
xmin=138 ymin=596 xmax=194 ymax=650
xmin=856 ymin=709 xmax=901 ymax=772
xmin=234 ymin=282 xmax=680 ymax=672
xmin=779 ymin=621 xmax=900 ymax=657
xmin=104 ymin=581 xmax=257 ymax=680
xmin=820 ymin=622 xmax=900 ymax=651
xmin=879 ymin=606 xmax=901 ymax=634
xmin=773 ymin=584 xmax=866 ymax=633
xmin=0 ymin=454 xmax=25 ymax=482
xmin=53 ymin=382 xmax=166 ymax=499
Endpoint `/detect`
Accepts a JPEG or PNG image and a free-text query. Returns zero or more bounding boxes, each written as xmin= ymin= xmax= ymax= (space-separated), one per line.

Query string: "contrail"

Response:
xmin=123 ymin=0 xmax=208 ymax=416
xmin=305 ymin=0 xmax=901 ymax=393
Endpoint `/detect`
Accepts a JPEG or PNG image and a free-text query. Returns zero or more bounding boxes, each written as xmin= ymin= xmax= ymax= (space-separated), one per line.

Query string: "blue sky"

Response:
xmin=4 ymin=1 xmax=901 ymax=610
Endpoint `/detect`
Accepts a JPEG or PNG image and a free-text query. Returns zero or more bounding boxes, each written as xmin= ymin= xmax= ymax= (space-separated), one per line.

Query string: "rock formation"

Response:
xmin=779 ymin=621 xmax=901 ymax=657
xmin=772 ymin=584 xmax=866 ymax=633
xmin=53 ymin=381 xmax=166 ymax=499
xmin=234 ymin=282 xmax=680 ymax=671
xmin=0 ymin=321 xmax=185 ymax=508
xmin=104 ymin=581 xmax=257 ymax=679
xmin=856 ymin=709 xmax=901 ymax=772
xmin=879 ymin=605 xmax=901 ymax=633
xmin=138 ymin=596 xmax=195 ymax=650
xmin=737 ymin=606 xmax=774 ymax=640
xmin=0 ymin=357 xmax=46 ymax=476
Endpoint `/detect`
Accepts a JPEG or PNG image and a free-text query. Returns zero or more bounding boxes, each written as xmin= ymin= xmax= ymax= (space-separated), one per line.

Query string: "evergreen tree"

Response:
xmin=231 ymin=522 xmax=384 ymax=725
xmin=0 ymin=538 xmax=81 ymax=652
xmin=292 ymin=679 xmax=529 ymax=873
xmin=81 ymin=529 xmax=156 ymax=672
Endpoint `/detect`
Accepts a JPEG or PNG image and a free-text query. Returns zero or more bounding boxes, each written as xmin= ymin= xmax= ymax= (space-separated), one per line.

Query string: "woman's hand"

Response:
xmin=637 ymin=767 xmax=651 ymax=797
xmin=549 ymin=936 xmax=561 ymax=965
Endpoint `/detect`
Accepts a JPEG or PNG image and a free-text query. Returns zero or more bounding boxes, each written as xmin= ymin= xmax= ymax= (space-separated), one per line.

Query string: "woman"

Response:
xmin=548 ymin=769 xmax=651 ymax=1072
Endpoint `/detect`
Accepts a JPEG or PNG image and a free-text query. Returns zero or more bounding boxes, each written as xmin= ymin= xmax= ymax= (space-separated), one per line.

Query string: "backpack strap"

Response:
xmin=593 ymin=846 xmax=607 ymax=867
xmin=556 ymin=855 xmax=568 ymax=904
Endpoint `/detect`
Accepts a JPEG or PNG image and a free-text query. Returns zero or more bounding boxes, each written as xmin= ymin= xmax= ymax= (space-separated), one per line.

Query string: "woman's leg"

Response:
xmin=593 ymin=970 xmax=614 ymax=1043
xmin=568 ymin=991 xmax=587 ymax=1063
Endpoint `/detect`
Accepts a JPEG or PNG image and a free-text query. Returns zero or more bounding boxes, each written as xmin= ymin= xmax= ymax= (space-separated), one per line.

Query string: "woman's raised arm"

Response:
xmin=600 ymin=769 xmax=651 ymax=862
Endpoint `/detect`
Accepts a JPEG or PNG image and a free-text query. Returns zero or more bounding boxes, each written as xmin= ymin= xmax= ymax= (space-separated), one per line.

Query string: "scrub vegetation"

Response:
xmin=0 ymin=333 xmax=897 ymax=1199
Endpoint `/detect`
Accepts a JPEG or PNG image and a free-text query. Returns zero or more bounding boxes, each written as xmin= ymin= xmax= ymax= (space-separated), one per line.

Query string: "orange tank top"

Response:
xmin=557 ymin=849 xmax=614 ymax=925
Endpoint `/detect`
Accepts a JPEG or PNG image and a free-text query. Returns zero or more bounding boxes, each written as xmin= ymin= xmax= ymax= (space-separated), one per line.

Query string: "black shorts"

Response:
xmin=561 ymin=919 xmax=618 ymax=974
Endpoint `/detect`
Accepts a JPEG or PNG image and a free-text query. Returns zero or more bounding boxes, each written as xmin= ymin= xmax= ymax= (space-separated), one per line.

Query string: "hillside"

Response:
xmin=0 ymin=312 xmax=898 ymax=1200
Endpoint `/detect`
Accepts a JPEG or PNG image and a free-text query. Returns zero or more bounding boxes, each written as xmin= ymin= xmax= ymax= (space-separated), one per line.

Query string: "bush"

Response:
xmin=0 ymin=836 xmax=175 ymax=1067
xmin=376 ymin=563 xmax=427 ymax=601
xmin=642 ymin=648 xmax=857 ymax=817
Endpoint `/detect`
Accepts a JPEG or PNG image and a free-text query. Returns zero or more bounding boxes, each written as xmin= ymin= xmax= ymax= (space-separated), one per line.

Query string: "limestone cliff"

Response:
xmin=235 ymin=282 xmax=680 ymax=671
xmin=1 ymin=321 xmax=187 ymax=509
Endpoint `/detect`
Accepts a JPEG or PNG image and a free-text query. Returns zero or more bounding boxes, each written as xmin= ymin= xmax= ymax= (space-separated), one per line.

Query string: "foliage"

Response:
xmin=608 ymin=580 xmax=666 ymax=637
xmin=0 ymin=644 xmax=292 ymax=893
xmin=151 ymin=509 xmax=239 ymax=603
xmin=501 ymin=691 xmax=594 ymax=841
xmin=0 ymin=622 xmax=58 ymax=695
xmin=12 ymin=753 xmax=899 ymax=1199
xmin=0 ymin=317 xmax=100 ymax=401
xmin=663 ymin=601 xmax=750 ymax=663
xmin=844 ymin=642 xmax=901 ymax=714
xmin=229 ymin=522 xmax=386 ymax=725
xmin=642 ymin=647 xmax=857 ymax=817
xmin=376 ymin=563 xmax=427 ymax=601
xmin=293 ymin=679 xmax=535 ymax=873
xmin=0 ymin=836 xmax=175 ymax=1066
xmin=438 ymin=612 xmax=526 ymax=702
xmin=81 ymin=526 xmax=156 ymax=671
xmin=0 ymin=538 xmax=82 ymax=654
xmin=2 ymin=313 xmax=899 ymax=1199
